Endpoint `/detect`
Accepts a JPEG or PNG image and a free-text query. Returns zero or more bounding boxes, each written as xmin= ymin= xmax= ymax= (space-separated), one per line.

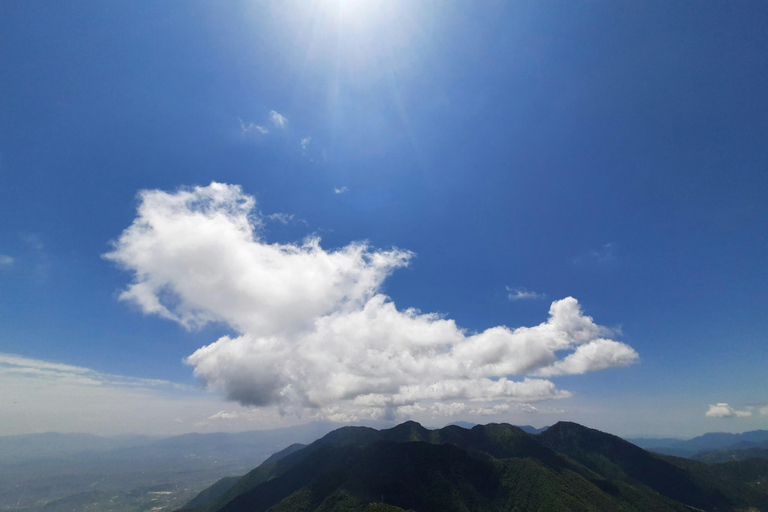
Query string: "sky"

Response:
xmin=1 ymin=0 xmax=767 ymax=439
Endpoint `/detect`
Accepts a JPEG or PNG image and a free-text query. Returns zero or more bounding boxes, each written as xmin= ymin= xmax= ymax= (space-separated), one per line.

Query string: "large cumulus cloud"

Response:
xmin=106 ymin=183 xmax=639 ymax=419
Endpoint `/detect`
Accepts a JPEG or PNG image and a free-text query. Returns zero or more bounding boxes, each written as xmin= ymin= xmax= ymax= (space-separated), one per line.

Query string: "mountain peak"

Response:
xmin=396 ymin=420 xmax=424 ymax=428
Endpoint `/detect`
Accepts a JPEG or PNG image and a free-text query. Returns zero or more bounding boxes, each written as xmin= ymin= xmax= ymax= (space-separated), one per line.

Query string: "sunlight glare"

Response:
xmin=321 ymin=0 xmax=400 ymax=30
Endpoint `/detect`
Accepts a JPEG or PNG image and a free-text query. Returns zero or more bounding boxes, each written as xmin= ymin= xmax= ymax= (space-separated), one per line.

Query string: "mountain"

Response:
xmin=692 ymin=447 xmax=768 ymax=464
xmin=446 ymin=421 xmax=476 ymax=430
xmin=515 ymin=425 xmax=548 ymax=435
xmin=180 ymin=421 xmax=768 ymax=512
xmin=659 ymin=455 xmax=768 ymax=510
xmin=184 ymin=477 xmax=243 ymax=510
xmin=538 ymin=421 xmax=732 ymax=511
xmin=627 ymin=429 xmax=768 ymax=458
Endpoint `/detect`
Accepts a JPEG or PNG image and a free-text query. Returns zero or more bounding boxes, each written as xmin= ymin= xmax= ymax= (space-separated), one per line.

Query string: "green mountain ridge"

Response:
xmin=177 ymin=421 xmax=768 ymax=512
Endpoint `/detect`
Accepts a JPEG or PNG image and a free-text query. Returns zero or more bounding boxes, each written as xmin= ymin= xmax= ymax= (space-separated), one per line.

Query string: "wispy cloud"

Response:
xmin=0 ymin=255 xmax=13 ymax=267
xmin=20 ymin=233 xmax=50 ymax=282
xmin=591 ymin=242 xmax=617 ymax=263
xmin=506 ymin=287 xmax=546 ymax=301
xmin=207 ymin=410 xmax=248 ymax=421
xmin=106 ymin=183 xmax=640 ymax=422
xmin=334 ymin=186 xmax=349 ymax=194
xmin=269 ymin=110 xmax=287 ymax=128
xmin=0 ymin=353 xmax=267 ymax=435
xmin=301 ymin=136 xmax=311 ymax=150
xmin=239 ymin=118 xmax=269 ymax=135
xmin=0 ymin=353 xmax=181 ymax=390
xmin=573 ymin=242 xmax=619 ymax=267
xmin=266 ymin=213 xmax=295 ymax=225
xmin=705 ymin=403 xmax=753 ymax=418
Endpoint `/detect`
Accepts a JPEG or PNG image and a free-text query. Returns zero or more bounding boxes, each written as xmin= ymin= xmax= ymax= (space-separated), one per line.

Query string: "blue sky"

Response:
xmin=1 ymin=1 xmax=766 ymax=438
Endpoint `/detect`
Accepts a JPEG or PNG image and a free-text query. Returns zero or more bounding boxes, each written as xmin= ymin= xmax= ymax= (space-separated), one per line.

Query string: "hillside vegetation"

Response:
xmin=178 ymin=421 xmax=768 ymax=512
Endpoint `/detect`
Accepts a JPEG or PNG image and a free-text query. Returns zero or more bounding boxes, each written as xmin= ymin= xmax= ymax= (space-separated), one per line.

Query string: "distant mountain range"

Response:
xmin=4 ymin=423 xmax=768 ymax=512
xmin=626 ymin=429 xmax=768 ymax=459
xmin=177 ymin=421 xmax=768 ymax=512
xmin=0 ymin=423 xmax=346 ymax=464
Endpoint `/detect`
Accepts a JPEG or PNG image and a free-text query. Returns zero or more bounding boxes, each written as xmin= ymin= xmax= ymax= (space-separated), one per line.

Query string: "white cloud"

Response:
xmin=334 ymin=186 xmax=349 ymax=194
xmin=430 ymin=402 xmax=466 ymax=417
xmin=470 ymin=404 xmax=511 ymax=416
xmin=269 ymin=110 xmax=287 ymax=128
xmin=468 ymin=403 xmax=541 ymax=416
xmin=239 ymin=110 xmax=287 ymax=136
xmin=507 ymin=287 xmax=545 ymax=301
xmin=301 ymin=136 xmax=311 ymax=149
xmin=105 ymin=183 xmax=410 ymax=334
xmin=705 ymin=403 xmax=754 ymax=418
xmin=106 ymin=183 xmax=640 ymax=419
xmin=313 ymin=406 xmax=362 ymax=423
xmin=396 ymin=403 xmax=426 ymax=416
xmin=534 ymin=338 xmax=639 ymax=377
xmin=267 ymin=213 xmax=295 ymax=224
xmin=574 ymin=242 xmax=619 ymax=267
xmin=0 ymin=255 xmax=13 ymax=267
xmin=239 ymin=119 xmax=269 ymax=135
xmin=208 ymin=410 xmax=249 ymax=421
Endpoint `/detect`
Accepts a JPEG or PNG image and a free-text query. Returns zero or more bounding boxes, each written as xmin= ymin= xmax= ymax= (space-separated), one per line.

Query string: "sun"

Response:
xmin=319 ymin=0 xmax=402 ymax=30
